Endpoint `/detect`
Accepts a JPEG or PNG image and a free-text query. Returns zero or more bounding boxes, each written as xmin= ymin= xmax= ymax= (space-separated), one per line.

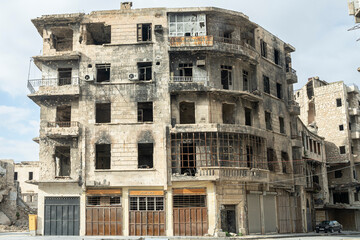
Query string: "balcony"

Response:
xmin=169 ymin=76 xmax=209 ymax=92
xmin=171 ymin=167 xmax=269 ymax=183
xmin=352 ymin=131 xmax=360 ymax=139
xmin=347 ymin=84 xmax=359 ymax=94
xmin=291 ymin=134 xmax=302 ymax=148
xmin=288 ymin=100 xmax=300 ymax=115
xmin=286 ymin=67 xmax=298 ymax=84
xmin=168 ymin=35 xmax=259 ymax=63
xmin=27 ymin=77 xmax=80 ymax=101
xmin=44 ymin=121 xmax=80 ymax=138
xmin=349 ymin=107 xmax=360 ymax=116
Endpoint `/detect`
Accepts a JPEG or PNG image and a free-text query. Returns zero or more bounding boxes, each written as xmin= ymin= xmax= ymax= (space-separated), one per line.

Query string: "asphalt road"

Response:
xmin=0 ymin=232 xmax=360 ymax=240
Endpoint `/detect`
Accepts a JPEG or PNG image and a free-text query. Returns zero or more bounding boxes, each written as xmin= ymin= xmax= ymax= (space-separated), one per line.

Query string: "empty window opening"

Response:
xmin=339 ymin=125 xmax=344 ymax=131
xmin=222 ymin=31 xmax=233 ymax=43
xmin=265 ymin=112 xmax=272 ymax=130
xmin=55 ymin=146 xmax=71 ymax=177
xmin=87 ymin=196 xmax=121 ymax=206
xmin=260 ymin=39 xmax=267 ymax=58
xmin=180 ymin=102 xmax=195 ymax=124
xmin=222 ymin=103 xmax=235 ymax=124
xmin=263 ymin=75 xmax=270 ymax=94
xmin=306 ymin=81 xmax=314 ymax=99
xmin=130 ymin=197 xmax=164 ymax=211
xmin=50 ymin=27 xmax=73 ymax=51
xmin=138 ymin=143 xmax=153 ymax=169
xmin=245 ymin=108 xmax=252 ymax=126
xmin=333 ymin=192 xmax=349 ymax=204
xmin=221 ymin=65 xmax=232 ymax=90
xmin=243 ymin=70 xmax=249 ymax=91
xmin=173 ymin=195 xmax=206 ymax=208
xmin=96 ymin=103 xmax=111 ymax=123
xmin=58 ymin=68 xmax=72 ymax=86
xmin=276 ymin=83 xmax=282 ymax=99
xmin=96 ymin=144 xmax=111 ymax=169
xmin=221 ymin=205 xmax=236 ymax=234
xmin=180 ymin=142 xmax=196 ymax=176
xmin=336 ymin=98 xmax=342 ymax=107
xmin=335 ymin=170 xmax=342 ymax=178
xmin=281 ymin=151 xmax=290 ymax=174
xmin=274 ymin=49 xmax=280 ymax=65
xmin=86 ymin=23 xmax=111 ymax=45
xmin=96 ymin=64 xmax=111 ymax=82
xmin=14 ymin=172 xmax=18 ymax=181
xmin=179 ymin=63 xmax=193 ymax=77
xmin=267 ymin=148 xmax=277 ymax=172
xmin=137 ymin=24 xmax=152 ymax=42
xmin=309 ymin=139 xmax=313 ymax=152
xmin=308 ymin=102 xmax=316 ymax=124
xmin=313 ymin=141 xmax=317 ymax=154
xmin=246 ymin=146 xmax=253 ymax=168
xmin=339 ymin=146 xmax=346 ymax=154
xmin=279 ymin=117 xmax=285 ymax=134
xmin=138 ymin=102 xmax=153 ymax=122
xmin=138 ymin=62 xmax=152 ymax=81
xmin=355 ymin=193 xmax=359 ymax=202
xmin=55 ymin=105 xmax=71 ymax=127
xmin=318 ymin=143 xmax=321 ymax=155
xmin=28 ymin=172 xmax=33 ymax=180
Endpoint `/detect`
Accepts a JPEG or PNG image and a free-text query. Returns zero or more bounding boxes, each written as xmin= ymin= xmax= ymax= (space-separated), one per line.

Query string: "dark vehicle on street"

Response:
xmin=315 ymin=220 xmax=342 ymax=233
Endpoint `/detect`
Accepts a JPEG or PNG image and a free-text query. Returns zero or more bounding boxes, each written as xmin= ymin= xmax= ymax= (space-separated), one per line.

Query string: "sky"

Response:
xmin=0 ymin=0 xmax=359 ymax=162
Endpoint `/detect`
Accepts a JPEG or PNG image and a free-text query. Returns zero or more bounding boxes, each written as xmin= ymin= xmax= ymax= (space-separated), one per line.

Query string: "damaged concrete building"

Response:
xmin=295 ymin=77 xmax=360 ymax=230
xmin=27 ymin=3 xmax=326 ymax=236
xmin=14 ymin=161 xmax=39 ymax=209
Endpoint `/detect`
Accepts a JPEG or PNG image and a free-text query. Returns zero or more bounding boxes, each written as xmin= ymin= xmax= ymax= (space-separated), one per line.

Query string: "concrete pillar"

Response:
xmin=79 ymin=192 xmax=86 ymax=236
xmin=166 ymin=188 xmax=173 ymax=236
xmin=207 ymin=183 xmax=217 ymax=235
xmin=123 ymin=187 xmax=129 ymax=236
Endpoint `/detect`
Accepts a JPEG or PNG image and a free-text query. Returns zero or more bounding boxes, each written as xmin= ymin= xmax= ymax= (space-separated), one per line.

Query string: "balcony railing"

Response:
xmin=47 ymin=121 xmax=80 ymax=128
xmin=27 ymin=77 xmax=80 ymax=94
xmin=286 ymin=66 xmax=297 ymax=74
xmin=213 ymin=36 xmax=256 ymax=52
xmin=170 ymin=76 xmax=208 ymax=83
xmin=197 ymin=167 xmax=269 ymax=182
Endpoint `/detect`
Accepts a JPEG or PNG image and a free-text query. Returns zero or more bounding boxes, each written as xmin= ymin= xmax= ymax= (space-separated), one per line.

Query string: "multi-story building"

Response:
xmin=28 ymin=2 xmax=322 ymax=236
xmin=14 ymin=161 xmax=39 ymax=209
xmin=295 ymin=77 xmax=360 ymax=230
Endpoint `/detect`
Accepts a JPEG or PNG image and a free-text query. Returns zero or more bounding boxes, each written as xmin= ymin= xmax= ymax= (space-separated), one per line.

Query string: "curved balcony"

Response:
xmin=286 ymin=67 xmax=298 ymax=84
xmin=168 ymin=35 xmax=259 ymax=64
xmin=171 ymin=167 xmax=269 ymax=183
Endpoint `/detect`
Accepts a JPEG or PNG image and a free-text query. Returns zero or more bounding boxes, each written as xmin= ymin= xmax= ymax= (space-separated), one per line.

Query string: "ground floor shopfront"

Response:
xmin=37 ymin=182 xmax=307 ymax=236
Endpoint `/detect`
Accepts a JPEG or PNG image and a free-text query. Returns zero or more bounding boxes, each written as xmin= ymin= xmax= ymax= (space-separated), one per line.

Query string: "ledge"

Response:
xmin=95 ymin=169 xmax=156 ymax=172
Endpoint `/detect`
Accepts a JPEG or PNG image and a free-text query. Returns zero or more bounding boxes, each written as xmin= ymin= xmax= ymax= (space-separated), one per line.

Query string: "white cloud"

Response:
xmin=0 ymin=105 xmax=39 ymax=135
xmin=0 ymin=137 xmax=38 ymax=162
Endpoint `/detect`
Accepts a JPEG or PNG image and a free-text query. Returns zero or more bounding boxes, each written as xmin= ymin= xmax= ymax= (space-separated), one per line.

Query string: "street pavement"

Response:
xmin=0 ymin=232 xmax=360 ymax=240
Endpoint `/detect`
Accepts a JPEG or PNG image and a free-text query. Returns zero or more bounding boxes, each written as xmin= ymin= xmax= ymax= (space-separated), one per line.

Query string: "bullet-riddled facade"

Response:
xmin=295 ymin=77 xmax=360 ymax=230
xmin=28 ymin=3 xmax=325 ymax=236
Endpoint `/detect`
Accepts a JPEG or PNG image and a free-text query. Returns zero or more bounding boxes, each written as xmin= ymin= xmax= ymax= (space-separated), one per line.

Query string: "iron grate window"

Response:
xmin=87 ymin=196 xmax=121 ymax=206
xmin=130 ymin=197 xmax=164 ymax=211
xmin=173 ymin=195 xmax=206 ymax=208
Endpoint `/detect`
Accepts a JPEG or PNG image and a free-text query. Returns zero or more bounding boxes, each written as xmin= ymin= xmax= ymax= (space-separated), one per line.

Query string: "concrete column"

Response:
xmin=123 ymin=187 xmax=129 ymax=236
xmin=260 ymin=194 xmax=265 ymax=234
xmin=166 ymin=188 xmax=173 ymax=236
xmin=79 ymin=192 xmax=86 ymax=236
xmin=238 ymin=186 xmax=246 ymax=235
xmin=207 ymin=183 xmax=217 ymax=235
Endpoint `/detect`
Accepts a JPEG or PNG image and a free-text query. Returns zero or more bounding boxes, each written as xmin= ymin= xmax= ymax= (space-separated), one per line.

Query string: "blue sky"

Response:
xmin=0 ymin=0 xmax=359 ymax=162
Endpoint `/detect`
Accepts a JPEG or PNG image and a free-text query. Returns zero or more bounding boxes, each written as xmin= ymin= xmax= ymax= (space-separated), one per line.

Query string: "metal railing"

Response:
xmin=27 ymin=77 xmax=79 ymax=93
xmin=197 ymin=167 xmax=268 ymax=181
xmin=170 ymin=76 xmax=208 ymax=83
xmin=213 ymin=36 xmax=243 ymax=46
xmin=286 ymin=66 xmax=297 ymax=74
xmin=47 ymin=121 xmax=80 ymax=128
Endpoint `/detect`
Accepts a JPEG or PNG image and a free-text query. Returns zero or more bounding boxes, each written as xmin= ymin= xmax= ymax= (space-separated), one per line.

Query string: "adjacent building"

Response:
xmin=14 ymin=161 xmax=39 ymax=209
xmin=28 ymin=3 xmax=327 ymax=236
xmin=295 ymin=77 xmax=360 ymax=230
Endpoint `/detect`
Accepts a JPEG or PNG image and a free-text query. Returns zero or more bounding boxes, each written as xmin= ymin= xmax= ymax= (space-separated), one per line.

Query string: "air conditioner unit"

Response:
xmin=84 ymin=74 xmax=94 ymax=82
xmin=154 ymin=25 xmax=163 ymax=32
xmin=128 ymin=73 xmax=138 ymax=81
